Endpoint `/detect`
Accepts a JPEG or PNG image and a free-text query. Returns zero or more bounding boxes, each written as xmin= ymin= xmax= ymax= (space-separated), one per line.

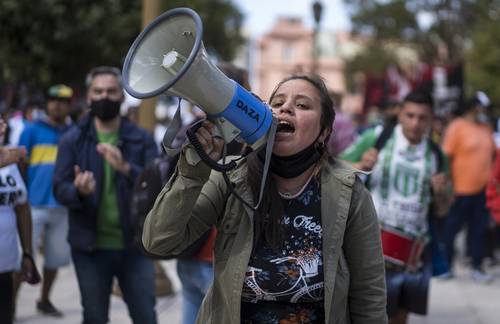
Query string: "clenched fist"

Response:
xmin=194 ymin=121 xmax=225 ymax=161
xmin=357 ymin=148 xmax=379 ymax=171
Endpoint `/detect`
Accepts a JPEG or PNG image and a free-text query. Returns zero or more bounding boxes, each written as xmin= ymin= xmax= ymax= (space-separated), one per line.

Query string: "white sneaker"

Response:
xmin=436 ymin=271 xmax=454 ymax=280
xmin=470 ymin=269 xmax=494 ymax=283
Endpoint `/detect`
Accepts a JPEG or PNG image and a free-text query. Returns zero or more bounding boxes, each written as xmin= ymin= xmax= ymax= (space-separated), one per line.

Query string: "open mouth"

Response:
xmin=276 ymin=120 xmax=295 ymax=133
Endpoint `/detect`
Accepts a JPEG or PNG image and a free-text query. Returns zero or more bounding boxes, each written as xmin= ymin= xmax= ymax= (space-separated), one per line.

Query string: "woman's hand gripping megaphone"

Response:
xmin=192 ymin=120 xmax=225 ymax=161
xmin=186 ymin=119 xmax=239 ymax=172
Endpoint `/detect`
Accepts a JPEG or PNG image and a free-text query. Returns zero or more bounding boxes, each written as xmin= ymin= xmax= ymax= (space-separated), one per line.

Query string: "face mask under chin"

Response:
xmin=257 ymin=141 xmax=324 ymax=179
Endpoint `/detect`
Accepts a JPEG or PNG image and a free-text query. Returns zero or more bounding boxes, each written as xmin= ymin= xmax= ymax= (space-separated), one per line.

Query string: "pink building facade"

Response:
xmin=254 ymin=17 xmax=346 ymax=101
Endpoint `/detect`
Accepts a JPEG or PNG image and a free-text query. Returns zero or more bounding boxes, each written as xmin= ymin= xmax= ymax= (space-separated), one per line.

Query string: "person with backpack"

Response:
xmin=340 ymin=91 xmax=452 ymax=324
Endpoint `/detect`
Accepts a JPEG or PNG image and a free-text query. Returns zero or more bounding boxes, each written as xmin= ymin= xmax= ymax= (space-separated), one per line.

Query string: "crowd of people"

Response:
xmin=0 ymin=60 xmax=499 ymax=324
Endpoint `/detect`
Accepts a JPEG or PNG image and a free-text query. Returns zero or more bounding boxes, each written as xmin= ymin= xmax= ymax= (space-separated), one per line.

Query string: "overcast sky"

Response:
xmin=233 ymin=0 xmax=351 ymax=37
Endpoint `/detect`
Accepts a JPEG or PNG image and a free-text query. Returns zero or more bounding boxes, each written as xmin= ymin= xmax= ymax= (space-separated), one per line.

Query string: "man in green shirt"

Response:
xmin=341 ymin=91 xmax=451 ymax=324
xmin=54 ymin=66 xmax=158 ymax=324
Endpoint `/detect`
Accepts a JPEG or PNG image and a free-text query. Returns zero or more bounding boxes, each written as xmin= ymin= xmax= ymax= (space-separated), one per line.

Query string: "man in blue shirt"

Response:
xmin=19 ymin=84 xmax=73 ymax=317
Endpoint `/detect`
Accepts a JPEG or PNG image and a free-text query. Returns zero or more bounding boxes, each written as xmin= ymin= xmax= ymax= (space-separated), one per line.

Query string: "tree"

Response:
xmin=0 ymin=0 xmax=141 ymax=90
xmin=348 ymin=0 xmax=419 ymax=42
xmin=344 ymin=42 xmax=398 ymax=91
xmin=0 ymin=0 xmax=244 ymax=100
xmin=344 ymin=0 xmax=424 ymax=94
xmin=344 ymin=0 xmax=500 ymax=107
xmin=466 ymin=11 xmax=500 ymax=108
xmin=345 ymin=0 xmax=498 ymax=61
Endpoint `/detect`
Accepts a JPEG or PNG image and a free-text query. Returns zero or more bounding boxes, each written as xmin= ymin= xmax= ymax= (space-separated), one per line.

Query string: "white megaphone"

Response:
xmin=122 ymin=7 xmax=276 ymax=172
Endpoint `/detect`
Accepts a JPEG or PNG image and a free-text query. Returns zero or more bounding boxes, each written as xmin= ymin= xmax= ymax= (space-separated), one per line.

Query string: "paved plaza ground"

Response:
xmin=15 ymin=255 xmax=500 ymax=324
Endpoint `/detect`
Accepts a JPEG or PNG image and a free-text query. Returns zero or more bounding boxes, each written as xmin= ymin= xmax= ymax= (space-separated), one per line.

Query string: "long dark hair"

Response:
xmin=247 ymin=74 xmax=335 ymax=250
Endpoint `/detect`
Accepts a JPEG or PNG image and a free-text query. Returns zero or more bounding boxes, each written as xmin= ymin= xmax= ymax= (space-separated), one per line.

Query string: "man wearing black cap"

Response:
xmin=18 ymin=84 xmax=73 ymax=316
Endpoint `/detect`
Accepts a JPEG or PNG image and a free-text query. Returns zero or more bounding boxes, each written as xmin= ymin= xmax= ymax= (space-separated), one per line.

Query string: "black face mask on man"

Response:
xmin=90 ymin=98 xmax=121 ymax=121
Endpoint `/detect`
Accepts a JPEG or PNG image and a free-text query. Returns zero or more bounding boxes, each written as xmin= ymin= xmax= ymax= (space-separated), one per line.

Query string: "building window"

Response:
xmin=283 ymin=43 xmax=294 ymax=62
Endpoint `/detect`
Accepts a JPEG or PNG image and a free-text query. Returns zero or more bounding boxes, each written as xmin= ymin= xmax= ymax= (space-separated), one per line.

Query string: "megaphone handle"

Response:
xmin=186 ymin=122 xmax=237 ymax=172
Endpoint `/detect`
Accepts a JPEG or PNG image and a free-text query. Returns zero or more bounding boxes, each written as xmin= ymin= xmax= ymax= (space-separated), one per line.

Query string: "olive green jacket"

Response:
xmin=142 ymin=153 xmax=387 ymax=324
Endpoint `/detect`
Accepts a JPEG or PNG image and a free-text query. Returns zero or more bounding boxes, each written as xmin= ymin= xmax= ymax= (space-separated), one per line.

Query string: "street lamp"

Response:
xmin=311 ymin=1 xmax=323 ymax=73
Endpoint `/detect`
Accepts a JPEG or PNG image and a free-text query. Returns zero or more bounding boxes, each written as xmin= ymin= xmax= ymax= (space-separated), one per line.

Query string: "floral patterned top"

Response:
xmin=241 ymin=176 xmax=325 ymax=323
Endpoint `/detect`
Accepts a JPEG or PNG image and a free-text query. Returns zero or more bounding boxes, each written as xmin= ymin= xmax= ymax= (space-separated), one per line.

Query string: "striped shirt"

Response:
xmin=19 ymin=120 xmax=70 ymax=207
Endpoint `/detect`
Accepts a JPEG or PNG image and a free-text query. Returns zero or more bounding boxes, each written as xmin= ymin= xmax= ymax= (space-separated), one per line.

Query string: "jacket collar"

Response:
xmin=227 ymin=157 xmax=358 ymax=212
xmin=77 ymin=114 xmax=143 ymax=143
xmin=322 ymin=158 xmax=357 ymax=187
xmin=230 ymin=157 xmax=358 ymax=186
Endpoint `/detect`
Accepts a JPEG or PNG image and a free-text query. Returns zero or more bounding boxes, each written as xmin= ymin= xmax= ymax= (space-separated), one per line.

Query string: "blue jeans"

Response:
xmin=443 ymin=192 xmax=491 ymax=269
xmin=71 ymin=249 xmax=156 ymax=324
xmin=177 ymin=259 xmax=213 ymax=324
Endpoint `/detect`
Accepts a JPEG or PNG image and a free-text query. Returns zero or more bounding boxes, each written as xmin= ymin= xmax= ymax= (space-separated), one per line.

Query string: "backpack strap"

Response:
xmin=426 ymin=138 xmax=445 ymax=213
xmin=427 ymin=139 xmax=444 ymax=173
xmin=374 ymin=123 xmax=396 ymax=151
xmin=365 ymin=124 xmax=395 ymax=188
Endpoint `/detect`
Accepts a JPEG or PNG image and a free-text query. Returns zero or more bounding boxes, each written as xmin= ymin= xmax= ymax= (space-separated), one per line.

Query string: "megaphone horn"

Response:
xmin=122 ymin=8 xmax=276 ymax=171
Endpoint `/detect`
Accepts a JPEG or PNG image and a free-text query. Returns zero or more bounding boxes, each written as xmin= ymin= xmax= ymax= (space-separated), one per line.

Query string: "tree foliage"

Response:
xmin=466 ymin=6 xmax=500 ymax=107
xmin=0 ymin=0 xmax=244 ymax=95
xmin=345 ymin=0 xmax=500 ymax=106
xmin=0 ymin=0 xmax=141 ymax=89
xmin=345 ymin=0 xmax=496 ymax=61
xmin=349 ymin=0 xmax=418 ymax=42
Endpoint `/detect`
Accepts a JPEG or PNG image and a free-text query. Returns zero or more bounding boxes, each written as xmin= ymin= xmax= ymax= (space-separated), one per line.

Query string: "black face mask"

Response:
xmin=257 ymin=141 xmax=323 ymax=179
xmin=90 ymin=98 xmax=121 ymax=121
